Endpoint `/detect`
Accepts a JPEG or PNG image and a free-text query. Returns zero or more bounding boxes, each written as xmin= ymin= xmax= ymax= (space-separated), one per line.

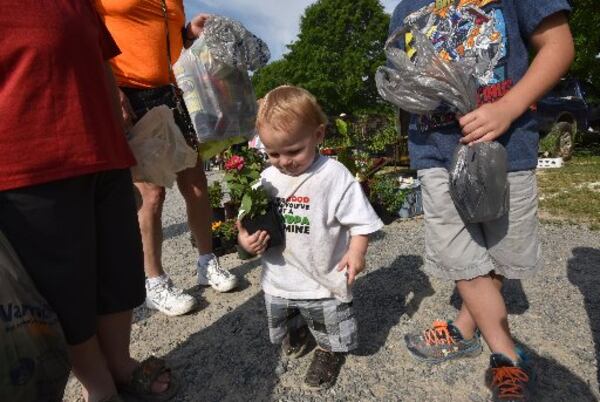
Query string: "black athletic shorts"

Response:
xmin=0 ymin=169 xmax=145 ymax=345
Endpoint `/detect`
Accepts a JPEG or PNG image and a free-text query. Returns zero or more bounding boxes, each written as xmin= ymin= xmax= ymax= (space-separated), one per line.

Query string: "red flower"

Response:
xmin=225 ymin=155 xmax=245 ymax=171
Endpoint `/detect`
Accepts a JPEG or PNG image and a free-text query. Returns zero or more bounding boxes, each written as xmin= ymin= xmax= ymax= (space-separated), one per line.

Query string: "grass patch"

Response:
xmin=537 ymin=154 xmax=600 ymax=229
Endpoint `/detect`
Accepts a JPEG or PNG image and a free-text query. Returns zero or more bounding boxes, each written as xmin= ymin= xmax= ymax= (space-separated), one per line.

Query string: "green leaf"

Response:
xmin=239 ymin=193 xmax=253 ymax=220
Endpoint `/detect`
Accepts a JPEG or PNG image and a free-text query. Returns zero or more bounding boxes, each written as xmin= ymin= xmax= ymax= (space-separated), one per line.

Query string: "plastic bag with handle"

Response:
xmin=128 ymin=105 xmax=198 ymax=188
xmin=174 ymin=15 xmax=270 ymax=160
xmin=0 ymin=230 xmax=70 ymax=402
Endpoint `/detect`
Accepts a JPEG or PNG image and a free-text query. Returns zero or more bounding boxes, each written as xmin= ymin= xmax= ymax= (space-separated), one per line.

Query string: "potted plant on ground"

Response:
xmin=368 ymin=174 xmax=407 ymax=225
xmin=211 ymin=219 xmax=238 ymax=257
xmin=208 ymin=181 xmax=225 ymax=222
xmin=238 ymin=185 xmax=285 ymax=249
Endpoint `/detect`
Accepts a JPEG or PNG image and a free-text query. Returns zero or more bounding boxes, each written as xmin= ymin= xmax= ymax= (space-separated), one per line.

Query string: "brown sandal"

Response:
xmin=117 ymin=357 xmax=178 ymax=401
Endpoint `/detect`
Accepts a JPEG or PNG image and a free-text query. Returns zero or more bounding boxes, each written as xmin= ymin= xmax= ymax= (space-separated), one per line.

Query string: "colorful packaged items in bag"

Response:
xmin=174 ymin=16 xmax=270 ymax=160
xmin=0 ymin=231 xmax=70 ymax=402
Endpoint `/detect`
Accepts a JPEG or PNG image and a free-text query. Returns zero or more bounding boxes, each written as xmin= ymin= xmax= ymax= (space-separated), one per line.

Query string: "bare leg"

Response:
xmin=97 ymin=311 xmax=170 ymax=394
xmin=134 ymin=182 xmax=166 ymax=278
xmin=176 ymin=162 xmax=212 ymax=255
xmin=455 ymin=274 xmax=518 ymax=361
xmin=453 ymin=272 xmax=504 ymax=340
xmin=68 ymin=337 xmax=117 ymax=402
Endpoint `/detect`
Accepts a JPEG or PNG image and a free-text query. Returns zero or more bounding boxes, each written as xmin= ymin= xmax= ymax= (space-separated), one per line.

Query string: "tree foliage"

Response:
xmin=569 ymin=0 xmax=600 ymax=89
xmin=252 ymin=0 xmax=390 ymax=115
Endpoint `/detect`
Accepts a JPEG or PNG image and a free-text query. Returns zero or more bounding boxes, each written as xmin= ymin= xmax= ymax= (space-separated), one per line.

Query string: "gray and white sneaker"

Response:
xmin=145 ymin=276 xmax=197 ymax=316
xmin=197 ymin=255 xmax=238 ymax=292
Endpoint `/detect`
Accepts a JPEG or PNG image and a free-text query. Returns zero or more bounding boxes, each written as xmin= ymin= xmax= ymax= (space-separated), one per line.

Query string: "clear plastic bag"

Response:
xmin=376 ymin=28 xmax=478 ymax=116
xmin=128 ymin=105 xmax=198 ymax=188
xmin=449 ymin=142 xmax=510 ymax=223
xmin=173 ymin=16 xmax=270 ymax=158
xmin=0 ymin=231 xmax=70 ymax=402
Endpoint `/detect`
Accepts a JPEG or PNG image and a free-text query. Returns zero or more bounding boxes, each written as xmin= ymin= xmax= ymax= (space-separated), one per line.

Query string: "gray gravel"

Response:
xmin=64 ymin=172 xmax=600 ymax=402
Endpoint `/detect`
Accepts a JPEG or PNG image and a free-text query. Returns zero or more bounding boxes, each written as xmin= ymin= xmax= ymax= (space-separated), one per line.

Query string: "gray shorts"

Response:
xmin=264 ymin=293 xmax=358 ymax=352
xmin=418 ymin=168 xmax=541 ymax=281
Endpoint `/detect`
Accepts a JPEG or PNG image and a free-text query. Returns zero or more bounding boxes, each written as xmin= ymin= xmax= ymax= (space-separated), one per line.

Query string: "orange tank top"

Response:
xmin=95 ymin=0 xmax=185 ymax=88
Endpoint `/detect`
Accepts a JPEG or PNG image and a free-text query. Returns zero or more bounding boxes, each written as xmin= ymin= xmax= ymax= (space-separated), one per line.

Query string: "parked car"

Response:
xmin=535 ymin=78 xmax=599 ymax=158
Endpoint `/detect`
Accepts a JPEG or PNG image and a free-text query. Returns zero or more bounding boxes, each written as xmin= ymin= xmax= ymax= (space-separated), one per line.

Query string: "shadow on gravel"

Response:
xmin=517 ymin=341 xmax=598 ymax=401
xmin=353 ymin=254 xmax=433 ymax=356
xmin=449 ymin=279 xmax=530 ymax=315
xmin=156 ymin=258 xmax=277 ymax=402
xmin=568 ymin=247 xmax=600 ymax=393
xmin=162 ymin=290 xmax=278 ymax=401
xmin=163 ymin=222 xmax=189 ymax=240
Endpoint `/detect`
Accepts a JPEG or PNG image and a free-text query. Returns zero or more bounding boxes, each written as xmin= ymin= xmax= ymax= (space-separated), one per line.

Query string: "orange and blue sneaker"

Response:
xmin=404 ymin=320 xmax=483 ymax=363
xmin=486 ymin=351 xmax=532 ymax=401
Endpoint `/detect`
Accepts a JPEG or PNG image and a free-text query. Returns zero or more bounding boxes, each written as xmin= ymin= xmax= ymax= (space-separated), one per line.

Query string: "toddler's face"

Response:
xmin=259 ymin=122 xmax=324 ymax=176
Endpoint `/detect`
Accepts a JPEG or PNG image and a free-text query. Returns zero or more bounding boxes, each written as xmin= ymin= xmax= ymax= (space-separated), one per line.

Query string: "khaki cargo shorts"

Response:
xmin=418 ymin=168 xmax=541 ymax=281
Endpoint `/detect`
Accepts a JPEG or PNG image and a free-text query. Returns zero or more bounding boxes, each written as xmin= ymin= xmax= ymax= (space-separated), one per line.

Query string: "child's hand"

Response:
xmin=458 ymin=101 xmax=518 ymax=145
xmin=236 ymin=221 xmax=270 ymax=255
xmin=337 ymin=249 xmax=366 ymax=286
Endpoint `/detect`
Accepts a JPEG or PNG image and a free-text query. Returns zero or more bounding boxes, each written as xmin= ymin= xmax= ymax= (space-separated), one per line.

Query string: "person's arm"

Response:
xmin=459 ymin=12 xmax=575 ymax=144
xmin=182 ymin=13 xmax=211 ymax=48
xmin=337 ymin=235 xmax=369 ymax=285
xmin=103 ymin=62 xmax=131 ymax=134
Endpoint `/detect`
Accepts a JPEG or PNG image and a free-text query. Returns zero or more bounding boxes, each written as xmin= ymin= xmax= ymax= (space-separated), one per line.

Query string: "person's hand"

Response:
xmin=236 ymin=221 xmax=270 ymax=255
xmin=118 ymin=88 xmax=136 ymax=131
xmin=188 ymin=13 xmax=211 ymax=38
xmin=336 ymin=248 xmax=366 ymax=286
xmin=458 ymin=101 xmax=518 ymax=145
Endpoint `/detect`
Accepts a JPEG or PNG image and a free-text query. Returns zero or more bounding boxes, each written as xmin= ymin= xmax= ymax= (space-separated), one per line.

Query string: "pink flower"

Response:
xmin=225 ymin=155 xmax=245 ymax=171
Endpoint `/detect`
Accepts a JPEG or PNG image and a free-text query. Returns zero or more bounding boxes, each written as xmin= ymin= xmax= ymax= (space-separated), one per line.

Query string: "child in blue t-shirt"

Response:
xmin=389 ymin=0 xmax=574 ymax=400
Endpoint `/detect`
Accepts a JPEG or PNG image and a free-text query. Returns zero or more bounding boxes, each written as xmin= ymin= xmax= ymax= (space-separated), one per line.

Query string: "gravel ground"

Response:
xmin=64 ymin=172 xmax=600 ymax=402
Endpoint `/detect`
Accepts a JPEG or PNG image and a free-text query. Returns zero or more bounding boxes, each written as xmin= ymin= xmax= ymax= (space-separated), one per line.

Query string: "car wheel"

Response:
xmin=554 ymin=122 xmax=574 ymax=160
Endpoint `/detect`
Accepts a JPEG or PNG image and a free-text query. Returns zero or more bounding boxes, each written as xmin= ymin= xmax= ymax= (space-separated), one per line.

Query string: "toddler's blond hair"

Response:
xmin=256 ymin=85 xmax=328 ymax=132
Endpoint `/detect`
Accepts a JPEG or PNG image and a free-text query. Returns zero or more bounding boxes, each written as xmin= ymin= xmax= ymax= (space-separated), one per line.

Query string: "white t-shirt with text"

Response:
xmin=260 ymin=155 xmax=383 ymax=303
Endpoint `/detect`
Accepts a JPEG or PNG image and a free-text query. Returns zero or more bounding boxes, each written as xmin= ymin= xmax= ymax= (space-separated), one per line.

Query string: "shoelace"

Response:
xmin=491 ymin=366 xmax=529 ymax=399
xmin=150 ymin=280 xmax=183 ymax=299
xmin=423 ymin=320 xmax=456 ymax=346
xmin=207 ymin=261 xmax=231 ymax=280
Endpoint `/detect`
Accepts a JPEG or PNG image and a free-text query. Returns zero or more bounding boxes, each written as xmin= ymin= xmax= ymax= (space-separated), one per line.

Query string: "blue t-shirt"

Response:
xmin=389 ymin=0 xmax=571 ymax=172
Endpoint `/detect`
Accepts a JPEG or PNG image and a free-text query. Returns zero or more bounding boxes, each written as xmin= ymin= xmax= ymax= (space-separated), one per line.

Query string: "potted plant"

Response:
xmin=238 ymin=185 xmax=285 ymax=249
xmin=211 ymin=219 xmax=238 ymax=256
xmin=368 ymin=174 xmax=407 ymax=225
xmin=208 ymin=181 xmax=225 ymax=222
xmin=223 ymin=146 xmax=267 ymax=219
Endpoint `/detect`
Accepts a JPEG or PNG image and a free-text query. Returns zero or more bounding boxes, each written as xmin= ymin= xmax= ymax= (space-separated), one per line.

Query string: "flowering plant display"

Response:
xmin=208 ymin=181 xmax=224 ymax=209
xmin=211 ymin=219 xmax=238 ymax=243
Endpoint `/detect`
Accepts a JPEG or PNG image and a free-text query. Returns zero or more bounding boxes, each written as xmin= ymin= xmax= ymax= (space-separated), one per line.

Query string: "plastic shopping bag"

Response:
xmin=174 ymin=15 xmax=270 ymax=159
xmin=376 ymin=28 xmax=509 ymax=223
xmin=128 ymin=105 xmax=198 ymax=188
xmin=449 ymin=142 xmax=510 ymax=223
xmin=376 ymin=28 xmax=478 ymax=116
xmin=0 ymin=231 xmax=70 ymax=402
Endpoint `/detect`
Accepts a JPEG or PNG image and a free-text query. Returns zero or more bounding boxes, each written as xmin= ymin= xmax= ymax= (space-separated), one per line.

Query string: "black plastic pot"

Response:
xmin=224 ymin=202 xmax=239 ymax=220
xmin=212 ymin=207 xmax=225 ymax=223
xmin=236 ymin=245 xmax=256 ymax=260
xmin=241 ymin=202 xmax=285 ymax=249
xmin=372 ymin=203 xmax=396 ymax=225
xmin=212 ymin=236 xmax=236 ymax=257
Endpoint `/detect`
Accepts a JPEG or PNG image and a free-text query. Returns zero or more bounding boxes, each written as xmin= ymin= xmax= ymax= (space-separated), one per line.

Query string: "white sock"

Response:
xmin=146 ymin=274 xmax=169 ymax=287
xmin=198 ymin=253 xmax=216 ymax=266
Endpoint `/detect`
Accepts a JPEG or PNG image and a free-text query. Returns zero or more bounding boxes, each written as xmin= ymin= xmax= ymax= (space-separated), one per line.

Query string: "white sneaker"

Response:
xmin=197 ymin=255 xmax=238 ymax=292
xmin=145 ymin=276 xmax=197 ymax=316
